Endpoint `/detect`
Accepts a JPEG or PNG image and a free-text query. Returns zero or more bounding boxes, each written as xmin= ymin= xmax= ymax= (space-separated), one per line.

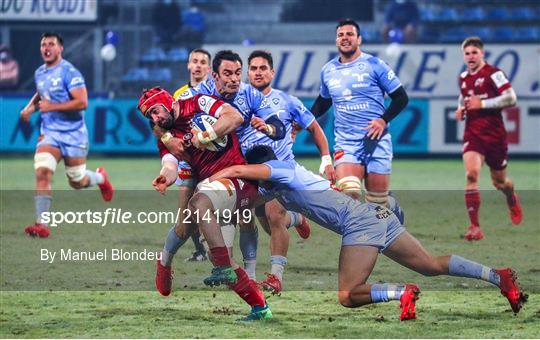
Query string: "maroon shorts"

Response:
xmin=231 ymin=178 xmax=258 ymax=212
xmin=463 ymin=137 xmax=508 ymax=170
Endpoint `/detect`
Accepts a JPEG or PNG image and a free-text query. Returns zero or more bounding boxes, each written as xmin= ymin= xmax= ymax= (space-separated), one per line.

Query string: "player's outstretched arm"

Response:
xmin=209 ymin=164 xmax=271 ymax=183
xmin=38 ymin=87 xmax=88 ymax=113
xmin=153 ymin=156 xmax=179 ymax=195
xmin=465 ymin=88 xmax=517 ymax=110
xmin=310 ymin=95 xmax=333 ymax=119
xmin=20 ymin=92 xmax=40 ymax=122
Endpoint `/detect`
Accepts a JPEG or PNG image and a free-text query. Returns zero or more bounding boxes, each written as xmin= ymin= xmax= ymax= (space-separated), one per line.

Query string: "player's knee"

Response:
xmin=465 ymin=170 xmax=479 ymax=183
xmin=365 ymin=191 xmax=389 ymax=206
xmin=65 ymin=164 xmax=87 ymax=184
xmin=336 ymin=176 xmax=362 ymax=199
xmin=491 ymin=178 xmax=506 ymax=190
xmin=188 ymin=192 xmax=212 ymax=212
xmin=338 ymin=291 xmax=355 ymax=308
xmin=34 ymin=152 xmax=57 ymax=175
xmin=265 ymin=208 xmax=287 ymax=229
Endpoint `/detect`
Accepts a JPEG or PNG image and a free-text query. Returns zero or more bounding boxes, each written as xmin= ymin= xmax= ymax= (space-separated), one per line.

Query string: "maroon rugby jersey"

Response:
xmin=459 ymin=63 xmax=512 ymax=143
xmin=158 ymin=92 xmax=246 ymax=181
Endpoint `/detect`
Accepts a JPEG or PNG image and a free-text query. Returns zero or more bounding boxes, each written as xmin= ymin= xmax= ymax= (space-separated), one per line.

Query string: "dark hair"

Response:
xmin=245 ymin=145 xmax=277 ymax=164
xmin=189 ymin=48 xmax=211 ymax=62
xmin=336 ymin=18 xmax=360 ymax=36
xmin=461 ymin=36 xmax=484 ymax=50
xmin=41 ymin=32 xmax=64 ymax=46
xmin=212 ymin=50 xmax=242 ymax=73
xmin=248 ymin=50 xmax=274 ymax=69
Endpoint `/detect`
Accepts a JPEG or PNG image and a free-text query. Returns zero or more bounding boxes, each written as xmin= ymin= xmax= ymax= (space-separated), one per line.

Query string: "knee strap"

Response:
xmin=34 ymin=152 xmax=57 ymax=172
xmin=65 ymin=164 xmax=87 ymax=182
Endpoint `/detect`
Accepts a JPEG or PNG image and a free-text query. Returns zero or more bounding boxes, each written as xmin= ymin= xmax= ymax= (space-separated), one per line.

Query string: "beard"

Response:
xmin=338 ymin=45 xmax=358 ymax=58
xmin=157 ymin=114 xmax=174 ymax=129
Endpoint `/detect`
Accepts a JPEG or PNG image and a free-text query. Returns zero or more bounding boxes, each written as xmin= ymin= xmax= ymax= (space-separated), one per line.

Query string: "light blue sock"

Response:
xmin=287 ymin=211 xmax=301 ymax=229
xmin=161 ymin=226 xmax=188 ymax=266
xmin=370 ymin=283 xmax=406 ymax=303
xmin=270 ymin=255 xmax=287 ymax=281
xmin=35 ymin=195 xmax=52 ymax=226
xmin=85 ymin=170 xmax=104 ymax=187
xmin=240 ymin=228 xmax=258 ymax=279
xmin=448 ymin=255 xmax=500 ymax=287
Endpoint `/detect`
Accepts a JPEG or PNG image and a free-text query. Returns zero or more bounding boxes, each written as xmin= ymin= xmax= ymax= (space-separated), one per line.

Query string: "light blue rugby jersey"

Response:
xmin=35 ymin=59 xmax=86 ymax=132
xmin=319 ymin=53 xmax=401 ymax=143
xmin=190 ymin=78 xmax=277 ymax=153
xmin=263 ymin=159 xmax=354 ymax=235
xmin=242 ymin=89 xmax=315 ymax=161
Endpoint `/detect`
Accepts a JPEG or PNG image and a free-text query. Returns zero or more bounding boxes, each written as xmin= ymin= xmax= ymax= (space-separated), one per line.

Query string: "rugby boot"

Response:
xmin=294 ymin=215 xmax=311 ymax=239
xmin=260 ymin=273 xmax=283 ymax=295
xmin=184 ymin=250 xmax=208 ymax=262
xmin=237 ymin=304 xmax=273 ymax=322
xmin=496 ymin=268 xmax=528 ymax=314
xmin=399 ymin=284 xmax=420 ymax=321
xmin=155 ymin=260 xmax=173 ymax=296
xmin=508 ymin=193 xmax=523 ymax=225
xmin=464 ymin=224 xmax=484 ymax=241
xmin=24 ymin=223 xmax=50 ymax=238
xmin=96 ymin=167 xmax=114 ymax=202
xmin=203 ymin=266 xmax=237 ymax=287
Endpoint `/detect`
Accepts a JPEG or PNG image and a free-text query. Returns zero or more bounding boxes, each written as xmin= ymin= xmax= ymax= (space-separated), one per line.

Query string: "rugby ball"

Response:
xmin=191 ymin=113 xmax=228 ymax=152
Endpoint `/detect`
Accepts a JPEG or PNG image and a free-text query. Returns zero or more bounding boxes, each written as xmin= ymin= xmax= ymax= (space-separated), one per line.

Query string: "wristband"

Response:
xmin=319 ymin=155 xmax=333 ymax=175
xmin=197 ymin=125 xmax=218 ymax=144
xmin=480 ymin=100 xmax=486 ymax=109
xmin=160 ymin=131 xmax=174 ymax=143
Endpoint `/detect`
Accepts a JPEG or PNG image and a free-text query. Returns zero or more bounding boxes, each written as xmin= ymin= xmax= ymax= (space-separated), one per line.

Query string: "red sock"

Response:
xmin=210 ymin=247 xmax=231 ymax=267
xmin=228 ymin=268 xmax=266 ymax=308
xmin=465 ymin=189 xmax=480 ymax=226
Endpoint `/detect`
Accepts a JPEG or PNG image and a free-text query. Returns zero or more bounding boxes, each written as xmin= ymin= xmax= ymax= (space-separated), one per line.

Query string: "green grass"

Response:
xmin=1 ymin=157 xmax=539 ymax=338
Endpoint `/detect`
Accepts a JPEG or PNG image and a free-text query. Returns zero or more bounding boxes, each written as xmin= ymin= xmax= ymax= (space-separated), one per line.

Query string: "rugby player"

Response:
xmin=455 ymin=36 xmax=523 ymax=241
xmin=21 ymin=32 xmax=113 ymax=238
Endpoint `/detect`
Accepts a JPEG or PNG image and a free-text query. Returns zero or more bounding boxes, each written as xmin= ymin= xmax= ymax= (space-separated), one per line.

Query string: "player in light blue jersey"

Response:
xmin=247 ymin=50 xmax=336 ymax=294
xmin=20 ymin=32 xmax=113 ymax=238
xmin=312 ymin=19 xmax=409 ymax=206
xmin=209 ymin=145 xmax=528 ymax=320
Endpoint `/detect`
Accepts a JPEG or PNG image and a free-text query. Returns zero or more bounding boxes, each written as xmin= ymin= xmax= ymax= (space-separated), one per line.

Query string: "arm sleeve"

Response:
xmin=289 ymin=95 xmax=315 ymax=129
xmin=381 ymin=86 xmax=408 ymax=123
xmin=310 ymin=95 xmax=333 ymax=118
xmin=265 ymin=115 xmax=286 ymax=140
xmin=265 ymin=160 xmax=294 ymax=184
xmin=65 ymin=66 xmax=86 ymax=91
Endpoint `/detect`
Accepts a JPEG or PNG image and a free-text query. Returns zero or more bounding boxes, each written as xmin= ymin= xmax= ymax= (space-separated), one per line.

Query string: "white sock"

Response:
xmin=244 ymin=259 xmax=257 ymax=280
xmin=85 ymin=170 xmax=104 ymax=187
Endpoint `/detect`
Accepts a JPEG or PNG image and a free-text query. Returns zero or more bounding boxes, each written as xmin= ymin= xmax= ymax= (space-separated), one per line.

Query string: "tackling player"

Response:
xmin=311 ymin=19 xmax=408 ymax=205
xmin=210 ymin=145 xmax=528 ymax=321
xmin=455 ymin=36 xmax=523 ymax=241
xmin=138 ymin=87 xmax=271 ymax=321
xmin=20 ymin=32 xmax=113 ymax=238
xmin=247 ymin=50 xmax=334 ymax=294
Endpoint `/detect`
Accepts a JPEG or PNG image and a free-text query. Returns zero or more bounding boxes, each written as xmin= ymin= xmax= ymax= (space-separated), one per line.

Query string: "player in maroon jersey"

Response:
xmin=137 ymin=87 xmax=271 ymax=321
xmin=455 ymin=37 xmax=523 ymax=241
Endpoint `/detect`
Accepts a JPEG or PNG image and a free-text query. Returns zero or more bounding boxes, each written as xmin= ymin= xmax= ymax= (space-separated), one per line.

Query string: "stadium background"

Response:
xmin=1 ymin=0 xmax=539 ymax=337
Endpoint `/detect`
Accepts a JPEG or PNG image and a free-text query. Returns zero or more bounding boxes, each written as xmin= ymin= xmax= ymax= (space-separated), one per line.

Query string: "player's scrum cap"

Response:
xmin=137 ymin=86 xmax=174 ymax=116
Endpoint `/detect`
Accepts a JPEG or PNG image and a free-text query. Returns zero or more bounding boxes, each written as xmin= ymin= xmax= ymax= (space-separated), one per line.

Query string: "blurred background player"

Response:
xmin=455 ymin=36 xmax=523 ymax=241
xmin=381 ymin=0 xmax=420 ymax=44
xmin=20 ymin=32 xmax=113 ymax=238
xmin=311 ymin=19 xmax=408 ymax=205
xmin=210 ymin=145 xmax=528 ymax=320
xmin=172 ymin=48 xmax=212 ymax=262
xmin=247 ymin=50 xmax=334 ymax=294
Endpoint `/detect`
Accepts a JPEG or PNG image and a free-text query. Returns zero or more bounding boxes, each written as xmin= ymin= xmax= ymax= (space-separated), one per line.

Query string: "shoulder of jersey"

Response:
xmin=322 ymin=57 xmax=340 ymax=71
xmin=173 ymin=84 xmax=190 ymax=100
xmin=176 ymin=88 xmax=195 ymax=100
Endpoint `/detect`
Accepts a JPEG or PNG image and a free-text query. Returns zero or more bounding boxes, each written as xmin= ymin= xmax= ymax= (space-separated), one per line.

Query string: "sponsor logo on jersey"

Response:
xmin=237 ymin=97 xmax=245 ymax=106
xmin=491 ymin=70 xmax=509 ymax=88
xmin=341 ymin=69 xmax=351 ymax=76
xmin=357 ymin=62 xmax=366 ymax=71
xmin=198 ymin=95 xmax=218 ymax=113
xmin=328 ymin=78 xmax=341 ymax=89
xmin=387 ymin=70 xmax=395 ymax=80
xmin=272 ymin=98 xmax=280 ymax=105
xmin=70 ymin=77 xmax=84 ymax=86
xmin=259 ymin=98 xmax=270 ymax=109
xmin=352 ymin=72 xmax=369 ymax=82
xmin=474 ymin=77 xmax=485 ymax=87
xmin=178 ymin=90 xmax=193 ymax=100
xmin=461 ymin=81 xmax=466 ymax=89
xmin=50 ymin=77 xmax=61 ymax=86
xmin=342 ymin=88 xmax=353 ymax=101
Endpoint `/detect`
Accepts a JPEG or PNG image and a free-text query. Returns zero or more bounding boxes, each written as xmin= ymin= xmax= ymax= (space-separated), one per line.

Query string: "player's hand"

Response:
xmin=291 ymin=122 xmax=302 ymax=142
xmin=152 ymin=124 xmax=167 ymax=138
xmin=20 ymin=108 xmax=32 ymax=122
xmin=190 ymin=128 xmax=208 ymax=150
xmin=364 ymin=118 xmax=387 ymax=140
xmin=323 ymin=164 xmax=336 ymax=183
xmin=455 ymin=106 xmax=466 ymax=121
xmin=250 ymin=117 xmax=267 ymax=132
xmin=465 ymin=95 xmax=482 ymax=110
xmin=165 ymin=137 xmax=187 ymax=158
xmin=38 ymin=99 xmax=53 ymax=113
xmin=152 ymin=175 xmax=168 ymax=195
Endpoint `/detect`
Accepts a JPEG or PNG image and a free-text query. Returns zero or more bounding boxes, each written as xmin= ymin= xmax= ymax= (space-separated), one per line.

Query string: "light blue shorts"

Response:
xmin=341 ymin=203 xmax=405 ymax=251
xmin=334 ymin=133 xmax=393 ymax=174
xmin=37 ymin=126 xmax=89 ymax=158
xmin=175 ymin=161 xmax=196 ymax=187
